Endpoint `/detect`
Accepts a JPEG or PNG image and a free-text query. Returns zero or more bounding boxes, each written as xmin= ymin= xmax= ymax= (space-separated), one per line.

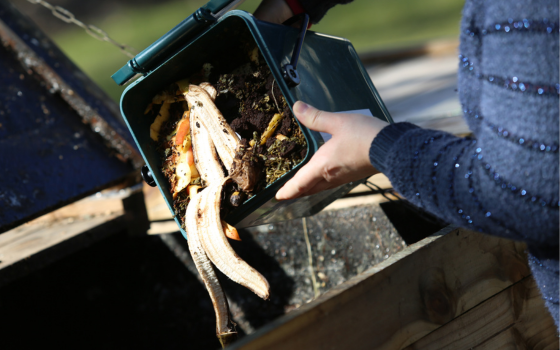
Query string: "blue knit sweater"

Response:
xmin=301 ymin=0 xmax=560 ymax=325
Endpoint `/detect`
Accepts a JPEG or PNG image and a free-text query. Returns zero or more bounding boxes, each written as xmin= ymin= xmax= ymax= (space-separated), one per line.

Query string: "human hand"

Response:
xmin=253 ymin=0 xmax=294 ymax=24
xmin=276 ymin=102 xmax=389 ymax=200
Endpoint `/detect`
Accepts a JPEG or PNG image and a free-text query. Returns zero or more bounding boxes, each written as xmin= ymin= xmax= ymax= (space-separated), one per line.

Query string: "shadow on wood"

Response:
xmin=380 ymin=200 xmax=447 ymax=244
xmin=405 ymin=276 xmax=558 ymax=349
xmin=0 ymin=232 xmax=221 ymax=349
xmin=229 ymin=227 xmax=556 ymax=350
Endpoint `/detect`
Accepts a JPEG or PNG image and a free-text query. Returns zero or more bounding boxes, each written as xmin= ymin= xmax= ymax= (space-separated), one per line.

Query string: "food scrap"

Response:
xmin=145 ymin=45 xmax=307 ymax=347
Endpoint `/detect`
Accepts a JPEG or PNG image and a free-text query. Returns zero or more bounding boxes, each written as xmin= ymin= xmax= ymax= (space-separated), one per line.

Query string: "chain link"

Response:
xmin=27 ymin=0 xmax=138 ymax=58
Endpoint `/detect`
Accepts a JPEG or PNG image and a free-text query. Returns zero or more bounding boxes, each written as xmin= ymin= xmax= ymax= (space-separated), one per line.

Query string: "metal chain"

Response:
xmin=26 ymin=0 xmax=138 ymax=58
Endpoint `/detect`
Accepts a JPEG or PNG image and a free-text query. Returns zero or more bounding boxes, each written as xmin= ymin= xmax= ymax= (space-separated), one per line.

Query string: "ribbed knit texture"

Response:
xmin=369 ymin=122 xmax=420 ymax=174
xmin=370 ymin=0 xmax=559 ymax=326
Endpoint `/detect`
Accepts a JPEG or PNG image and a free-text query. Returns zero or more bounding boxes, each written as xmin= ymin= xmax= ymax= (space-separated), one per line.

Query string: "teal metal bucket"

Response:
xmin=116 ymin=8 xmax=392 ymax=237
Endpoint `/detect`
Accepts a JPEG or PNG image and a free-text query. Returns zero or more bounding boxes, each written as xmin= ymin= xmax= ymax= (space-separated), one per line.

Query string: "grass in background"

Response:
xmin=48 ymin=0 xmax=464 ymax=101
xmin=311 ymin=0 xmax=464 ymax=49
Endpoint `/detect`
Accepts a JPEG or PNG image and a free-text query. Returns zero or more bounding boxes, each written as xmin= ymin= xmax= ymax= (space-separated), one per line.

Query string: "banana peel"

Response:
xmin=180 ymin=84 xmax=272 ymax=347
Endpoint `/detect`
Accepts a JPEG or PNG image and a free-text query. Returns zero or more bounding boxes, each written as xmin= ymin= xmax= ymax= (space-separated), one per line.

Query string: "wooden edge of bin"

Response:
xmin=0 ymin=190 xmax=149 ymax=287
xmin=405 ymin=275 xmax=558 ymax=349
xmin=228 ymin=226 xmax=555 ymax=350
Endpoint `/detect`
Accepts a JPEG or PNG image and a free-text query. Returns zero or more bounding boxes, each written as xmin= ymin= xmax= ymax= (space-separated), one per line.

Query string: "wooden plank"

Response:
xmin=0 ymin=213 xmax=120 ymax=269
xmin=0 ymin=213 xmax=128 ymax=287
xmin=25 ymin=185 xmax=130 ymax=225
xmin=474 ymin=325 xmax=557 ymax=350
xmin=29 ymin=196 xmax=123 ymax=223
xmin=0 ymin=185 xmax=139 ymax=268
xmin=143 ymin=184 xmax=174 ymax=221
xmin=148 ymin=220 xmax=181 ymax=235
xmin=347 ymin=174 xmax=393 ymax=195
xmin=0 ymin=188 xmax=149 ymax=286
xmin=405 ymin=276 xmax=558 ymax=350
xmin=229 ymin=227 xmax=531 ymax=350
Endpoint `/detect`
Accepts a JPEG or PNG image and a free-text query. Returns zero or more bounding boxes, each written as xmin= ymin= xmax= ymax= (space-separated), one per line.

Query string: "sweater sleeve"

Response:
xmin=370 ymin=122 xmax=559 ymax=326
xmin=370 ymin=0 xmax=559 ymax=326
xmin=369 ymin=124 xmax=560 ymax=246
xmin=297 ymin=0 xmax=353 ymax=24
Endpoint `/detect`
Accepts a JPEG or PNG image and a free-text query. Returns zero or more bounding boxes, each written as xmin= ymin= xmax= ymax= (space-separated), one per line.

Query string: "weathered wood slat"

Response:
xmin=229 ymin=227 xmax=532 ymax=350
xmin=0 ymin=214 xmax=127 ymax=287
xmin=405 ymin=276 xmax=558 ymax=350
xmin=0 ymin=190 xmax=149 ymax=287
xmin=0 ymin=213 xmax=121 ymax=269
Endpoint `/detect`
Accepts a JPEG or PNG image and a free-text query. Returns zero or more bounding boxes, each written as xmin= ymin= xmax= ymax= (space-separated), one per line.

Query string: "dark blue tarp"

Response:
xmin=0 ymin=0 xmax=138 ymax=232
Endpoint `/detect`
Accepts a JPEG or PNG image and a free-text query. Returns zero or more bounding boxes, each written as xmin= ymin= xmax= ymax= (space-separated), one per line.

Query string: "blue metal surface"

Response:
xmin=0 ymin=0 xmax=138 ymax=233
xmin=0 ymin=2 xmax=135 ymax=149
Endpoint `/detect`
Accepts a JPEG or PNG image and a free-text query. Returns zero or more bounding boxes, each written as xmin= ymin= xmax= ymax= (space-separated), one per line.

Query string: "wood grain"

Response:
xmin=0 ymin=189 xmax=148 ymax=286
xmin=405 ymin=276 xmax=558 ymax=350
xmin=0 ymin=213 xmax=130 ymax=287
xmin=0 ymin=213 xmax=120 ymax=269
xmin=229 ymin=227 xmax=532 ymax=350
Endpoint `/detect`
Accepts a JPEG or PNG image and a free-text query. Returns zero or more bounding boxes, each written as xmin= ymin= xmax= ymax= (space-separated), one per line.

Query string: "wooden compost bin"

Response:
xmin=229 ymin=226 xmax=558 ymax=349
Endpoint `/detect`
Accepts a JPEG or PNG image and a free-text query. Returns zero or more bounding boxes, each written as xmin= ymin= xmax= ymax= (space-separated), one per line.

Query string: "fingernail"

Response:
xmin=275 ymin=188 xmax=286 ymax=201
xmin=294 ymin=101 xmax=309 ymax=115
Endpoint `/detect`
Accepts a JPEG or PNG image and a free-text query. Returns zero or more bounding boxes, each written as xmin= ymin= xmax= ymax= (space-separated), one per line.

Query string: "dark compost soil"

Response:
xmin=150 ymin=47 xmax=307 ymax=225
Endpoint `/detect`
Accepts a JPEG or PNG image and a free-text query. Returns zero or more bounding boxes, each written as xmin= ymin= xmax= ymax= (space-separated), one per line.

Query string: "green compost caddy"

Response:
xmin=112 ymin=0 xmax=393 ymax=238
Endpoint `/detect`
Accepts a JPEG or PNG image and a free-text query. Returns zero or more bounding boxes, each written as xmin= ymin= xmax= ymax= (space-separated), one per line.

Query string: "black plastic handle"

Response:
xmin=282 ymin=13 xmax=309 ymax=87
xmin=141 ymin=165 xmax=156 ymax=187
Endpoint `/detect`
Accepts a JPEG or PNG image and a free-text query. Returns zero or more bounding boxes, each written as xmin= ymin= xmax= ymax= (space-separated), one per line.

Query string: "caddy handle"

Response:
xmin=282 ymin=13 xmax=309 ymax=87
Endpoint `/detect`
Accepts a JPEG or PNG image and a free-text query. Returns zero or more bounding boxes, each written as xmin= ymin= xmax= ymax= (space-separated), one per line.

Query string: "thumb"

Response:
xmin=293 ymin=101 xmax=340 ymax=134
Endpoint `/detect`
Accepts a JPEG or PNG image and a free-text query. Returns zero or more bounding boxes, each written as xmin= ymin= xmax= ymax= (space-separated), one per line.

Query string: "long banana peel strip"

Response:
xmin=185 ymin=190 xmax=236 ymax=338
xmin=200 ymin=82 xmax=218 ymax=100
xmin=182 ymin=82 xmax=269 ymax=347
xmin=185 ymin=85 xmax=239 ymax=172
xmin=197 ymin=181 xmax=270 ymax=300
xmin=190 ymin=111 xmax=226 ymax=184
xmin=178 ymin=81 xmax=217 ymax=99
